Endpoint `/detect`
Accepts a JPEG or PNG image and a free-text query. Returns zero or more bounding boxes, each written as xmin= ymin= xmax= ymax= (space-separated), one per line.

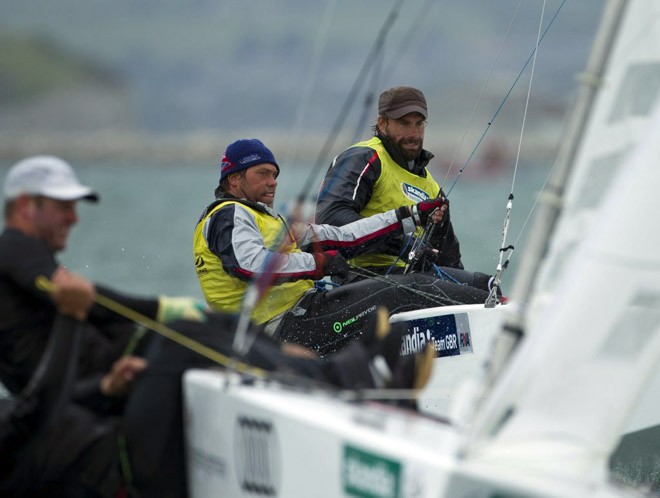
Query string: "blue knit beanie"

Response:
xmin=220 ymin=139 xmax=279 ymax=183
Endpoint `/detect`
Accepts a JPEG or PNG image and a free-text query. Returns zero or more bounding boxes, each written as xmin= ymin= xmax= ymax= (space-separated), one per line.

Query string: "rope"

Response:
xmin=35 ymin=276 xmax=268 ymax=379
xmin=439 ymin=0 xmax=523 ymax=188
xmin=403 ymin=215 xmax=440 ymax=274
xmin=444 ymin=0 xmax=568 ymax=197
xmin=378 ymin=1 xmax=566 ymax=294
xmin=382 ymin=0 xmax=439 ymax=79
xmin=228 ymin=0 xmax=403 ymax=352
xmin=347 ymin=264 xmax=468 ymax=307
xmin=231 ymin=213 xmax=308 ymax=358
xmin=485 ymin=0 xmax=549 ymax=307
xmin=283 ymin=0 xmax=338 ymax=168
xmin=234 ymin=10 xmax=434 ymax=359
xmin=300 ymin=0 xmax=405 ymax=201
xmin=36 ymin=275 xmax=449 ymax=404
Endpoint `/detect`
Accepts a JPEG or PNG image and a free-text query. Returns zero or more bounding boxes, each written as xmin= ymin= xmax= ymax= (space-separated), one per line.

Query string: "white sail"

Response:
xmin=397 ymin=0 xmax=660 ymax=428
xmin=465 ymin=90 xmax=660 ymax=484
xmin=524 ymin=0 xmax=660 ymax=438
xmin=531 ymin=0 xmax=660 ymax=320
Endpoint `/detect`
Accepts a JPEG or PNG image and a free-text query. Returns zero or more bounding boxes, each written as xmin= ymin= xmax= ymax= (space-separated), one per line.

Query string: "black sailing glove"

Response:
xmin=410 ymin=248 xmax=442 ymax=272
xmin=395 ymin=197 xmax=448 ymax=226
xmin=312 ymin=250 xmax=350 ymax=279
xmin=413 ymin=197 xmax=448 ymax=226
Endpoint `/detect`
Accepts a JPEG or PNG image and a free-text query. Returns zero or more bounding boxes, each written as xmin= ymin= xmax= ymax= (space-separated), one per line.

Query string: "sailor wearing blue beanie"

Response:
xmin=219 ymin=139 xmax=279 ymax=183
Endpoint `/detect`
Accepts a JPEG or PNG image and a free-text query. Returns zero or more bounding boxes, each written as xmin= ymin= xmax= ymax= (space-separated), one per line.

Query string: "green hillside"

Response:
xmin=0 ymin=32 xmax=122 ymax=105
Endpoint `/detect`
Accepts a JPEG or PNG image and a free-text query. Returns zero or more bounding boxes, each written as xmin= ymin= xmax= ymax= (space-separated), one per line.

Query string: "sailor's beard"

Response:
xmin=393 ymin=138 xmax=422 ymax=161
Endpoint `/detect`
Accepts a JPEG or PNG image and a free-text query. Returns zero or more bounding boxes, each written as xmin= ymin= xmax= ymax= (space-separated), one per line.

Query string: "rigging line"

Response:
xmin=382 ymin=0 xmax=439 ymax=79
xmin=37 ymin=276 xmax=361 ymax=395
xmin=40 ymin=276 xmax=439 ymax=404
xmin=485 ymin=0 xmax=548 ymax=308
xmin=444 ymin=0 xmax=568 ymax=197
xmin=511 ymin=112 xmax=569 ymax=250
xmin=230 ymin=1 xmax=406 ymax=355
xmin=505 ymin=86 xmax=574 ymax=255
xmin=232 ymin=215 xmax=295 ymax=356
xmin=229 ymin=0 xmax=520 ymax=362
xmin=336 ymin=3 xmax=564 ymax=283
xmin=439 ymin=0 xmax=523 ymax=189
xmin=385 ymin=234 xmax=414 ymax=275
xmin=350 ymin=41 xmax=384 ymax=143
xmin=507 ymin=13 xmax=583 ymax=254
xmin=337 ymin=388 xmax=427 ymax=402
xmin=261 ymin=0 xmax=404 ymax=300
xmin=283 ymin=0 xmax=338 ymax=168
xmin=353 ymin=0 xmax=445 ymax=144
xmin=352 ymin=0 xmax=440 ymax=142
xmin=40 ymin=272 xmax=445 ymax=402
xmin=347 ymin=264 xmax=468 ymax=306
xmin=403 ymin=220 xmax=434 ymax=274
xmin=283 ymin=0 xmax=428 ymax=282
xmin=509 ymin=0 xmax=547 ymax=194
xmin=34 ymin=276 xmax=268 ymax=379
xmin=297 ymin=0 xmax=405 ymax=203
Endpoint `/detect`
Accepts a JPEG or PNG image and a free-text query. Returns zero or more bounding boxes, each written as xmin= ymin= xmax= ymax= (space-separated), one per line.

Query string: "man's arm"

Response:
xmin=207 ymin=202 xmax=417 ymax=281
xmin=48 ymin=269 xmax=148 ymax=410
xmin=206 ymin=204 xmax=321 ymax=282
xmin=315 ymin=146 xmax=382 ymax=226
xmin=296 ymin=209 xmax=416 ymax=260
xmin=0 ymin=231 xmax=60 ymax=311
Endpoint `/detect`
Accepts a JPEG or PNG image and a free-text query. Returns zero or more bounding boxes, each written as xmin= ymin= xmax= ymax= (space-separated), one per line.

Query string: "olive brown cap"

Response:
xmin=377 ymin=86 xmax=428 ymax=119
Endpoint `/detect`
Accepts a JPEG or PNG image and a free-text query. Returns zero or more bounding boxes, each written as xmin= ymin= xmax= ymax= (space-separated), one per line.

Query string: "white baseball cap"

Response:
xmin=3 ymin=155 xmax=99 ymax=202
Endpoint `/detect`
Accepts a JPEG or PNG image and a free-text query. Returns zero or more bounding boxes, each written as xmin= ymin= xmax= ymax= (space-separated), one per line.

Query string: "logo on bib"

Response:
xmin=400 ymin=182 xmax=429 ymax=203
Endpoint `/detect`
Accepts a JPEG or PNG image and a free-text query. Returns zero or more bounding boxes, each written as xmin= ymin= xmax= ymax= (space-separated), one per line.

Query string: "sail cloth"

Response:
xmin=467 ymin=94 xmax=660 ymax=482
xmin=464 ymin=0 xmax=660 ymax=481
xmin=531 ymin=0 xmax=660 ymax=311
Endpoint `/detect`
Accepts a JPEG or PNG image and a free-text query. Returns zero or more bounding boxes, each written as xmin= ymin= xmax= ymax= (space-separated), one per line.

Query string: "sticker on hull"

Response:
xmin=400 ymin=313 xmax=472 ymax=358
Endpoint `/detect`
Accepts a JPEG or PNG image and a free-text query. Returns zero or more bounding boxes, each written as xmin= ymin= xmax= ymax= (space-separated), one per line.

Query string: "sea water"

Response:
xmin=0 ymin=158 xmax=550 ymax=299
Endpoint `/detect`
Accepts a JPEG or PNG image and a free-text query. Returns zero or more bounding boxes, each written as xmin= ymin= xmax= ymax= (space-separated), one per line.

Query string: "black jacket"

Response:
xmin=315 ymin=132 xmax=463 ymax=269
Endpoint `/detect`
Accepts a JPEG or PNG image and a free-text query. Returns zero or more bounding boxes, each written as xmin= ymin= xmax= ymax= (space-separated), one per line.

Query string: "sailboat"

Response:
xmin=182 ymin=0 xmax=660 ymax=495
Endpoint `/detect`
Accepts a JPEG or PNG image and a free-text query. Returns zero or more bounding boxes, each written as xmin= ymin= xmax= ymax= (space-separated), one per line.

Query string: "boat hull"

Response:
xmin=183 ymin=369 xmax=639 ymax=498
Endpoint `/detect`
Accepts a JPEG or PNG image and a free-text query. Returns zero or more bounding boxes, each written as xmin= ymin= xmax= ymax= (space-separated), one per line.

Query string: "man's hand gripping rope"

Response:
xmin=397 ymin=196 xmax=448 ymax=273
xmin=36 ymin=275 xmax=269 ymax=379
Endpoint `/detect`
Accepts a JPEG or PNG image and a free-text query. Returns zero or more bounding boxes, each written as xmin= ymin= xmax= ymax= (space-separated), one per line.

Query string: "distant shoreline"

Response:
xmin=0 ymin=129 xmax=561 ymax=165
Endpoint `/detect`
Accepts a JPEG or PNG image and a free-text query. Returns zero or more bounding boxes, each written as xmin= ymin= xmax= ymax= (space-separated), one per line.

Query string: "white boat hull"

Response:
xmin=183 ymin=369 xmax=639 ymax=498
xmin=389 ymin=303 xmax=506 ymax=421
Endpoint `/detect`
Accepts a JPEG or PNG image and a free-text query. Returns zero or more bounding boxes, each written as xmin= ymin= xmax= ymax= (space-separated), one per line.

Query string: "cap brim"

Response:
xmin=383 ymin=105 xmax=428 ymax=120
xmin=41 ymin=186 xmax=99 ymax=203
